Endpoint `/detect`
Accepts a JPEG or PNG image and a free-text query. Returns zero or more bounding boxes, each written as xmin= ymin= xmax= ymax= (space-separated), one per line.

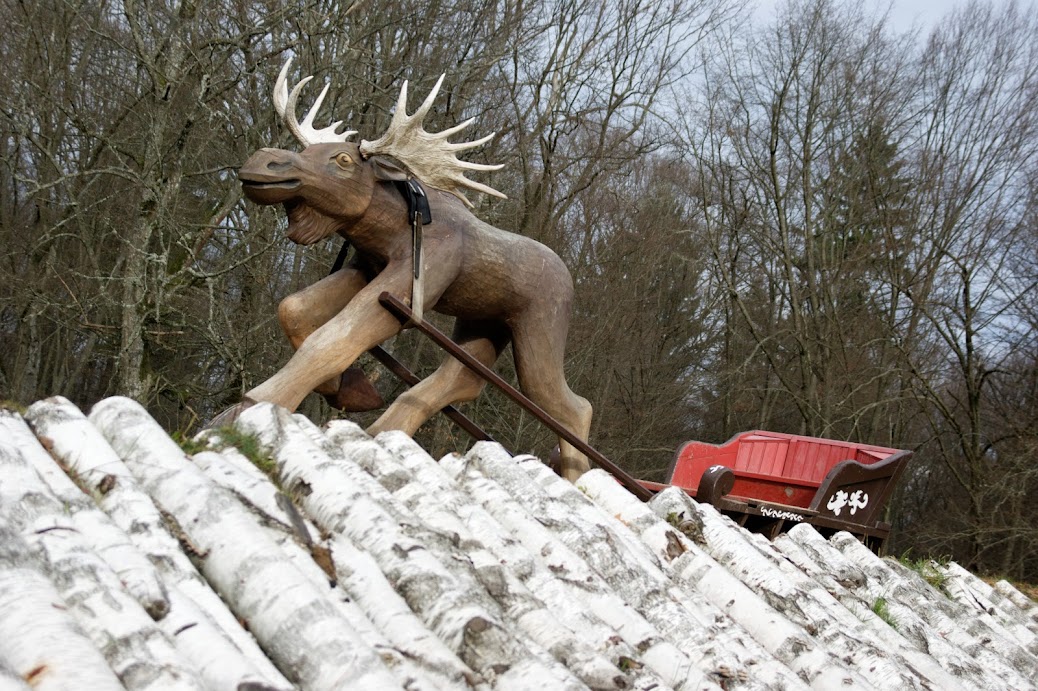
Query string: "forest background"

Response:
xmin=1 ymin=0 xmax=1036 ymax=581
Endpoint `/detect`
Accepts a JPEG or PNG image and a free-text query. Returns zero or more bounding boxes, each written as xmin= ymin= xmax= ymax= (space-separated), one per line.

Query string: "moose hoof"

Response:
xmin=324 ymin=366 xmax=384 ymax=412
xmin=204 ymin=396 xmax=258 ymax=429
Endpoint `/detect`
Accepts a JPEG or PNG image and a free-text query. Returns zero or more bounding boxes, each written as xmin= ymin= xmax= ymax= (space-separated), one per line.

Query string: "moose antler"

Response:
xmin=273 ymin=59 xmax=504 ymax=206
xmin=274 ymin=58 xmax=357 ymax=146
xmin=360 ymin=74 xmax=506 ymax=206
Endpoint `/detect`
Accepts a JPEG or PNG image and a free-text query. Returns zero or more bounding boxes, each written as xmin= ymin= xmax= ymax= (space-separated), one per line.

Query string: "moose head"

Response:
xmin=224 ymin=59 xmax=594 ymax=481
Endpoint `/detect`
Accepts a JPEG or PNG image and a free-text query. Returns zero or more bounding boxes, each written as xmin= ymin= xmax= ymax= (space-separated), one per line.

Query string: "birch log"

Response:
xmin=25 ymin=396 xmax=291 ymax=690
xmin=234 ymin=403 xmax=582 ymax=691
xmin=579 ymin=474 xmax=874 ymax=691
xmin=440 ymin=451 xmax=697 ymax=691
xmin=647 ymin=489 xmax=969 ymax=691
xmin=197 ymin=445 xmax=477 ymax=688
xmin=454 ymin=441 xmax=739 ymax=688
xmin=936 ymin=561 xmax=1038 ymax=652
xmin=777 ymin=525 xmax=1006 ymax=688
xmin=190 ymin=448 xmax=447 ymax=690
xmin=0 ymin=420 xmax=205 ymax=691
xmin=831 ymin=533 xmax=1038 ymax=685
xmin=0 ymin=524 xmax=122 ymax=691
xmin=362 ymin=428 xmax=635 ymax=690
xmin=993 ymin=580 xmax=1038 ymax=630
xmin=479 ymin=446 xmax=824 ymax=691
xmin=89 ymin=396 xmax=401 ymax=691
xmin=14 ymin=401 xmax=170 ymax=618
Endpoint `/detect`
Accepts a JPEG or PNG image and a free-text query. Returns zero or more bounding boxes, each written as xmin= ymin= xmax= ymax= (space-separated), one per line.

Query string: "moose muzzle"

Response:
xmin=239 ymin=148 xmax=303 ymax=204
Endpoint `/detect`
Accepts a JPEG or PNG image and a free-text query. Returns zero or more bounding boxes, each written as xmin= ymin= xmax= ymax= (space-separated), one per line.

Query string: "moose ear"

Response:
xmin=370 ymin=156 xmax=409 ymax=182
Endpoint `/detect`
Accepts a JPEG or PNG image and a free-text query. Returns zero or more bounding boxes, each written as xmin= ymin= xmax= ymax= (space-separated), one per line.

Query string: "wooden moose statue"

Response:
xmin=223 ymin=59 xmax=593 ymax=480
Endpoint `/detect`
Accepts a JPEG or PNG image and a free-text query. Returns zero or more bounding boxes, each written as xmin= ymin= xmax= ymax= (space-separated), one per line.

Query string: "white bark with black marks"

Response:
xmin=993 ymin=580 xmax=1038 ymax=631
xmin=199 ymin=444 xmax=476 ymax=687
xmin=89 ymin=396 xmax=401 ymax=691
xmin=438 ymin=451 xmax=679 ymax=691
xmin=24 ymin=397 xmax=291 ymax=690
xmin=233 ymin=403 xmax=583 ymax=690
xmin=937 ymin=561 xmax=1038 ymax=652
xmin=647 ymin=486 xmax=969 ymax=691
xmin=0 ymin=524 xmax=122 ymax=691
xmin=362 ymin=428 xmax=636 ymax=690
xmin=831 ymin=533 xmax=1038 ymax=686
xmin=777 ymin=525 xmax=1015 ymax=689
xmin=507 ymin=456 xmax=818 ymax=691
xmin=0 ymin=416 xmax=204 ymax=691
xmin=19 ymin=399 xmax=170 ymax=618
xmin=581 ymin=475 xmax=876 ymax=691
xmin=191 ymin=447 xmax=445 ymax=690
xmin=463 ymin=442 xmax=814 ymax=690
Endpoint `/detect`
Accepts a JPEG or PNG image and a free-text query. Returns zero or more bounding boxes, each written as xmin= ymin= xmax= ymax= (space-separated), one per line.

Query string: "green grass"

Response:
xmin=0 ymin=399 xmax=28 ymax=414
xmin=898 ymin=554 xmax=950 ymax=593
xmin=871 ymin=597 xmax=897 ymax=629
xmin=177 ymin=426 xmax=277 ymax=478
xmin=172 ymin=430 xmax=209 ymax=455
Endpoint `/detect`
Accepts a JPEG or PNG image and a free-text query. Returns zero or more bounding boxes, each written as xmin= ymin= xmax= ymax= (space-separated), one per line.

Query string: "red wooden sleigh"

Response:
xmin=637 ymin=431 xmax=912 ymax=550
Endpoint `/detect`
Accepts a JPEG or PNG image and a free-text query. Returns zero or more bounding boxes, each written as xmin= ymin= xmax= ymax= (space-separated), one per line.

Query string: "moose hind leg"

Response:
xmin=367 ymin=319 xmax=510 ymax=437
xmin=511 ymin=316 xmax=593 ymax=482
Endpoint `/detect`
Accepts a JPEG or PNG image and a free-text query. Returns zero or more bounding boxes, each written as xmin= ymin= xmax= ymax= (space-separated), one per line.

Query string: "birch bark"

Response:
xmin=518 ymin=454 xmax=821 ymax=690
xmin=646 ymin=486 xmax=969 ymax=691
xmin=0 ymin=524 xmax=122 ymax=691
xmin=831 ymin=533 xmax=1038 ymax=685
xmin=362 ymin=427 xmax=636 ymax=690
xmin=993 ymin=580 xmax=1038 ymax=629
xmin=233 ymin=403 xmax=583 ymax=690
xmin=14 ymin=401 xmax=170 ymax=618
xmin=0 ymin=419 xmax=204 ymax=691
xmin=24 ymin=397 xmax=291 ymax=689
xmin=462 ymin=442 xmax=812 ymax=690
xmin=89 ymin=396 xmax=401 ymax=691
xmin=776 ymin=525 xmax=1010 ymax=688
xmin=580 ymin=474 xmax=877 ymax=691
xmin=190 ymin=447 xmax=449 ymax=690
xmin=439 ymin=452 xmax=688 ymax=691
xmin=936 ymin=561 xmax=1038 ymax=650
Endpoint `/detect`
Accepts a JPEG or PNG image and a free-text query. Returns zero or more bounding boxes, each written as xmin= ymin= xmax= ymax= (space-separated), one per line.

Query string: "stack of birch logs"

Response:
xmin=0 ymin=395 xmax=1036 ymax=691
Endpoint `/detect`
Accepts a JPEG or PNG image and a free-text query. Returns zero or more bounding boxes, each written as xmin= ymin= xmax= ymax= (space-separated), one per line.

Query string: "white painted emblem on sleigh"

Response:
xmin=826 ymin=489 xmax=869 ymax=516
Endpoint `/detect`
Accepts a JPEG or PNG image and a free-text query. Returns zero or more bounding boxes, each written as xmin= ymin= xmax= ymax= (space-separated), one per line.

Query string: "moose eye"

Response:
xmin=334 ymin=152 xmax=354 ymax=168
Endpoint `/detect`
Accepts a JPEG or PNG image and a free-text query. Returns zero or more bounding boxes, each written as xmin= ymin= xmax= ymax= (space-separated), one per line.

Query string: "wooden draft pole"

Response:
xmin=366 ymin=345 xmax=496 ymax=444
xmin=378 ymin=292 xmax=653 ymax=502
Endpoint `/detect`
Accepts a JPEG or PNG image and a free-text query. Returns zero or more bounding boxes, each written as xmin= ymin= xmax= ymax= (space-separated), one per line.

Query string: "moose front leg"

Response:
xmin=246 ymin=270 xmax=412 ymax=412
xmin=277 ymin=266 xmax=368 ymax=397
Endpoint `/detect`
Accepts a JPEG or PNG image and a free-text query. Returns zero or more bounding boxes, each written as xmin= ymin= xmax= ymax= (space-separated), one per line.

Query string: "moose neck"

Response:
xmin=342 ymin=180 xmax=415 ymax=259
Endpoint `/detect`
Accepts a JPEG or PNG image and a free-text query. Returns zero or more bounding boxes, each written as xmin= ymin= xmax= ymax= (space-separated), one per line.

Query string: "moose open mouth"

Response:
xmin=240 ymin=179 xmax=300 ymax=189
xmin=240 ymin=177 xmax=301 ymax=204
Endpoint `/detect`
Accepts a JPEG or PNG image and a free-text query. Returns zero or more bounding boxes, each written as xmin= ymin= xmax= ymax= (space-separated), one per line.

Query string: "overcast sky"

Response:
xmin=754 ymin=0 xmax=1026 ymax=35
xmin=882 ymin=0 xmax=976 ymax=30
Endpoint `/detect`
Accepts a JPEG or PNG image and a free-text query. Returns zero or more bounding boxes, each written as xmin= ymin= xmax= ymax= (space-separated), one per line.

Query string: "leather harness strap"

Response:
xmin=329 ymin=177 xmax=433 ymax=324
xmin=393 ymin=178 xmax=432 ymax=324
